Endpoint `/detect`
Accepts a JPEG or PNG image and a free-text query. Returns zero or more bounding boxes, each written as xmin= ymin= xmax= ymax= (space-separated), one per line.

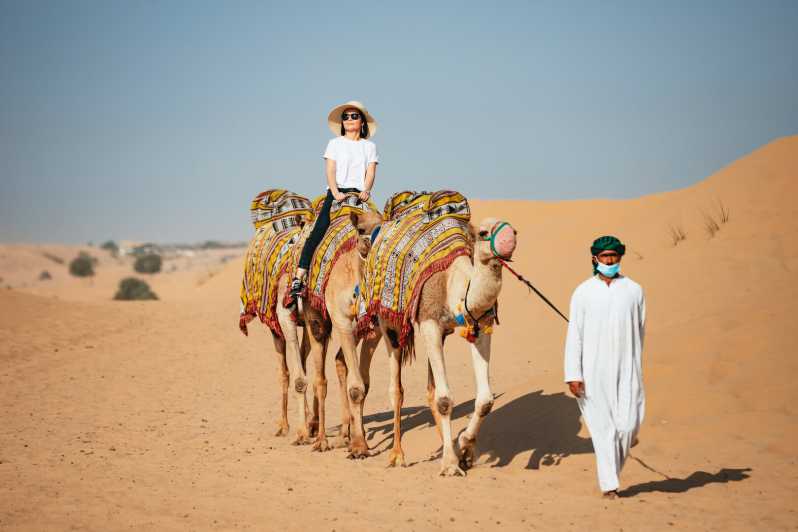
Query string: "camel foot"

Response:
xmin=291 ymin=431 xmax=312 ymax=446
xmin=333 ymin=435 xmax=350 ymax=449
xmin=346 ymin=450 xmax=372 ymax=460
xmin=439 ymin=463 xmax=467 ymax=477
xmin=274 ymin=423 xmax=290 ymax=437
xmin=386 ymin=449 xmax=406 ymax=468
xmin=457 ymin=434 xmax=476 ymax=471
xmin=458 ymin=448 xmax=476 ymax=471
xmin=346 ymin=437 xmax=370 ymax=459
xmin=346 ymin=442 xmax=372 ymax=460
xmin=312 ymin=437 xmax=331 ymax=452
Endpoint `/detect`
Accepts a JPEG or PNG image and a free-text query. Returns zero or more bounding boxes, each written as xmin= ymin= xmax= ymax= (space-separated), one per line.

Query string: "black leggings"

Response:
xmin=298 ymin=187 xmax=360 ymax=270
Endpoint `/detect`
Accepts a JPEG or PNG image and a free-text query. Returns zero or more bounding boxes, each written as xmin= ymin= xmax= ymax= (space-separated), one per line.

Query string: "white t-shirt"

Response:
xmin=323 ymin=137 xmax=379 ymax=190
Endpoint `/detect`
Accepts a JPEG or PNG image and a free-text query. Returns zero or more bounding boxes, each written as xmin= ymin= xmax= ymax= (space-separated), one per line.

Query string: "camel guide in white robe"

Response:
xmin=564 ymin=235 xmax=646 ymax=498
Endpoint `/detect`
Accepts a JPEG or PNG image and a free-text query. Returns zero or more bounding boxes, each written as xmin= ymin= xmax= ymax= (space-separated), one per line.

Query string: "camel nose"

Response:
xmin=493 ymin=223 xmax=517 ymax=259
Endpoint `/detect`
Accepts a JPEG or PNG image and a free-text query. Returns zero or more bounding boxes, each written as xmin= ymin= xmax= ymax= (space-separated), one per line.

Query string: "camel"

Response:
xmin=300 ymin=210 xmax=383 ymax=454
xmin=239 ymin=189 xmax=316 ymax=445
xmin=368 ymin=215 xmax=518 ymax=475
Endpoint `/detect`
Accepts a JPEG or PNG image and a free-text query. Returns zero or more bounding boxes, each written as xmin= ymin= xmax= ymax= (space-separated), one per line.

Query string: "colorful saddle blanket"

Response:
xmin=358 ymin=191 xmax=472 ymax=351
xmin=250 ymin=189 xmax=314 ymax=232
xmin=239 ymin=190 xmax=312 ymax=337
xmin=290 ymin=193 xmax=379 ymax=318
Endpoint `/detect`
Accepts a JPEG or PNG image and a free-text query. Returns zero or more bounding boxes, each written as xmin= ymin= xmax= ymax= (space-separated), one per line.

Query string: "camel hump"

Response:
xmin=250 ymin=189 xmax=313 ymax=231
xmin=383 ymin=190 xmax=470 ymax=223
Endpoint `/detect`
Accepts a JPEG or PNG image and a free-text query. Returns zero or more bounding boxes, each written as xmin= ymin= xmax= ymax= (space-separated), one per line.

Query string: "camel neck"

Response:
xmin=464 ymin=259 xmax=502 ymax=316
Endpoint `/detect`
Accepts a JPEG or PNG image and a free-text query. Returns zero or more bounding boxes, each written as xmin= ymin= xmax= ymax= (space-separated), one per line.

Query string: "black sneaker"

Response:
xmin=289 ymin=277 xmax=305 ymax=298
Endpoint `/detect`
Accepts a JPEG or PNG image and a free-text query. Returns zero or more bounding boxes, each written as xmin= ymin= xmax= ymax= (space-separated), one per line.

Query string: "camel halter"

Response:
xmin=481 ymin=221 xmax=514 ymax=261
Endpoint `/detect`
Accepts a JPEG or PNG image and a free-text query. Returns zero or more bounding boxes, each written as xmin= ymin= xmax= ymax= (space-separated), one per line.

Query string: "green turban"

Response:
xmin=590 ymin=235 xmax=625 ymax=274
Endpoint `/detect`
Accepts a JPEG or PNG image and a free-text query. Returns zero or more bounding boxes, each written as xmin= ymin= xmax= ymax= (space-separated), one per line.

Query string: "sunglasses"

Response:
xmin=341 ymin=112 xmax=361 ymax=121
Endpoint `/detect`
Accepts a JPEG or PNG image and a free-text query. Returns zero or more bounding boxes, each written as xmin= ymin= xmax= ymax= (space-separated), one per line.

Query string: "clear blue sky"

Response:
xmin=1 ymin=1 xmax=796 ymax=244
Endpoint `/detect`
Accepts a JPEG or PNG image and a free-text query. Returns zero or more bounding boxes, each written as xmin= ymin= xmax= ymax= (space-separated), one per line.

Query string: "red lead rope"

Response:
xmin=497 ymin=258 xmax=570 ymax=323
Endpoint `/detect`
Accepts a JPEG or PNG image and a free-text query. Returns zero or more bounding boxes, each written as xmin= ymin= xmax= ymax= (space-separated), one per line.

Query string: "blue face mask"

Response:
xmin=595 ymin=261 xmax=620 ymax=277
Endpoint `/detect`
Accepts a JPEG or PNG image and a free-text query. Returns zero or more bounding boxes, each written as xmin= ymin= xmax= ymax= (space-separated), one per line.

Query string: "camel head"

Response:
xmin=474 ymin=217 xmax=517 ymax=264
xmin=350 ymin=211 xmax=384 ymax=259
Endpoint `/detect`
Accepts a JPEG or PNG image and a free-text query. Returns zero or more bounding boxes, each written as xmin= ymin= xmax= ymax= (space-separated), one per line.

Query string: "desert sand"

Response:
xmin=1 ymin=136 xmax=796 ymax=531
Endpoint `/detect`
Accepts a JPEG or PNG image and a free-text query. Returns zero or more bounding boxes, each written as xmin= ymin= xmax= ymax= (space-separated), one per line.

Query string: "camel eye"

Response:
xmin=478 ymin=229 xmax=489 ymax=238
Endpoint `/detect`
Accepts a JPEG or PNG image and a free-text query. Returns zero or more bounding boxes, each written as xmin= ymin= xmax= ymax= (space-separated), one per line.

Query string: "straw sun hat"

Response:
xmin=327 ymin=100 xmax=378 ymax=138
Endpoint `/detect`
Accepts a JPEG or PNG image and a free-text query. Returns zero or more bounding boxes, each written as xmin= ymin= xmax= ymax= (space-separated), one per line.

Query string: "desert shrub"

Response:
xmin=668 ymin=224 xmax=686 ymax=246
xmin=39 ymin=270 xmax=52 ymax=281
xmin=69 ymin=253 xmax=95 ymax=277
xmin=703 ymin=212 xmax=720 ymax=238
xmin=114 ymin=277 xmax=158 ymax=301
xmin=133 ymin=253 xmax=162 ymax=274
xmin=716 ymin=199 xmax=730 ymax=224
xmin=705 ymin=199 xmax=730 ymax=239
xmin=100 ymin=240 xmax=119 ymax=256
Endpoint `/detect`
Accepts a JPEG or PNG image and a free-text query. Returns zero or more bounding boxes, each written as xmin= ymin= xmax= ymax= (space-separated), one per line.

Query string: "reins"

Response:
xmin=496 ymin=257 xmax=570 ymax=323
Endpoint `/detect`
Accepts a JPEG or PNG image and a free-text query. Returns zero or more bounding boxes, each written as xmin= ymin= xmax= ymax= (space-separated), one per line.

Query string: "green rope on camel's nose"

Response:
xmin=487 ymin=221 xmax=510 ymax=259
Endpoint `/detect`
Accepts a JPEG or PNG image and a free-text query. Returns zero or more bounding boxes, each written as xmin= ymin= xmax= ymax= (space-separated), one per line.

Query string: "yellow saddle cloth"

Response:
xmin=358 ymin=191 xmax=472 ymax=353
xmin=290 ymin=193 xmax=379 ymax=318
xmin=239 ymin=189 xmax=312 ymax=337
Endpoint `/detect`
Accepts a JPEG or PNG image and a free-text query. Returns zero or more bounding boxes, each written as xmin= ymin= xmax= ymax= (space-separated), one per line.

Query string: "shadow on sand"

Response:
xmin=620 ymin=466 xmax=752 ymax=497
xmin=363 ymin=398 xmax=480 ymax=455
xmin=478 ymin=390 xmax=593 ymax=469
xmin=361 ymin=389 xmax=593 ymax=468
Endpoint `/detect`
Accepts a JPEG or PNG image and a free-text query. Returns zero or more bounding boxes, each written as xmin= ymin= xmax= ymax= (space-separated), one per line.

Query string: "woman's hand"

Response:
xmin=332 ymin=190 xmax=346 ymax=202
xmin=358 ymin=190 xmax=371 ymax=202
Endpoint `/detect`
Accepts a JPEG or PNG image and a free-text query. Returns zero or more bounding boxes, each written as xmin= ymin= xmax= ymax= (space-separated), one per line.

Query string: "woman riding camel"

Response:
xmin=290 ymin=100 xmax=379 ymax=297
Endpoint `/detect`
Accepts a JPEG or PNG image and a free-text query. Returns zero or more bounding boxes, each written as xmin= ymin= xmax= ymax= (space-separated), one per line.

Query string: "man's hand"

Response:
xmin=332 ymin=190 xmax=346 ymax=202
xmin=358 ymin=189 xmax=371 ymax=202
xmin=567 ymin=381 xmax=584 ymax=398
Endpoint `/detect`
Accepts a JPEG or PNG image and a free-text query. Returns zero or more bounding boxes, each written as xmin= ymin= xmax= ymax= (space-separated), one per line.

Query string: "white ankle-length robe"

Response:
xmin=564 ymin=275 xmax=646 ymax=492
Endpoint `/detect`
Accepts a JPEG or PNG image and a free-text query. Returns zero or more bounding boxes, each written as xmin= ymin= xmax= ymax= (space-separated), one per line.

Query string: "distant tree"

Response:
xmin=114 ymin=278 xmax=158 ymax=301
xmin=100 ymin=240 xmax=119 ymax=256
xmin=69 ymin=254 xmax=95 ymax=277
xmin=133 ymin=253 xmax=162 ymax=274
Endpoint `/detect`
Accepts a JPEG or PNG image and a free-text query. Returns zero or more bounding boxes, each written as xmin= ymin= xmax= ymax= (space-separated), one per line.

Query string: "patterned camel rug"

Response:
xmin=357 ymin=190 xmax=473 ymax=357
xmin=239 ymin=189 xmax=313 ymax=337
xmin=287 ymin=193 xmax=380 ymax=318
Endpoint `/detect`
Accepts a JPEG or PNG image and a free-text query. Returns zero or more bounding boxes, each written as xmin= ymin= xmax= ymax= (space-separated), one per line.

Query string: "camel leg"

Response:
xmin=419 ymin=319 xmax=464 ymax=476
xmin=333 ymin=348 xmax=351 ymax=448
xmin=386 ymin=343 xmax=406 ymax=467
xmin=301 ymin=327 xmax=320 ymax=438
xmin=306 ymin=326 xmax=331 ymax=452
xmin=457 ymin=334 xmax=493 ymax=470
xmin=271 ymin=332 xmax=290 ymax=437
xmin=276 ymin=303 xmax=311 ymax=445
xmin=426 ymin=360 xmax=443 ymax=443
xmin=334 ymin=322 xmax=369 ymax=459
xmin=349 ymin=331 xmax=381 ymax=454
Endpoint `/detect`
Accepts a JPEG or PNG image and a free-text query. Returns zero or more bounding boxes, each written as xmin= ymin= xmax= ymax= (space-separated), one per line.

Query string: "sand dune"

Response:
xmin=1 ymin=136 xmax=796 ymax=530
